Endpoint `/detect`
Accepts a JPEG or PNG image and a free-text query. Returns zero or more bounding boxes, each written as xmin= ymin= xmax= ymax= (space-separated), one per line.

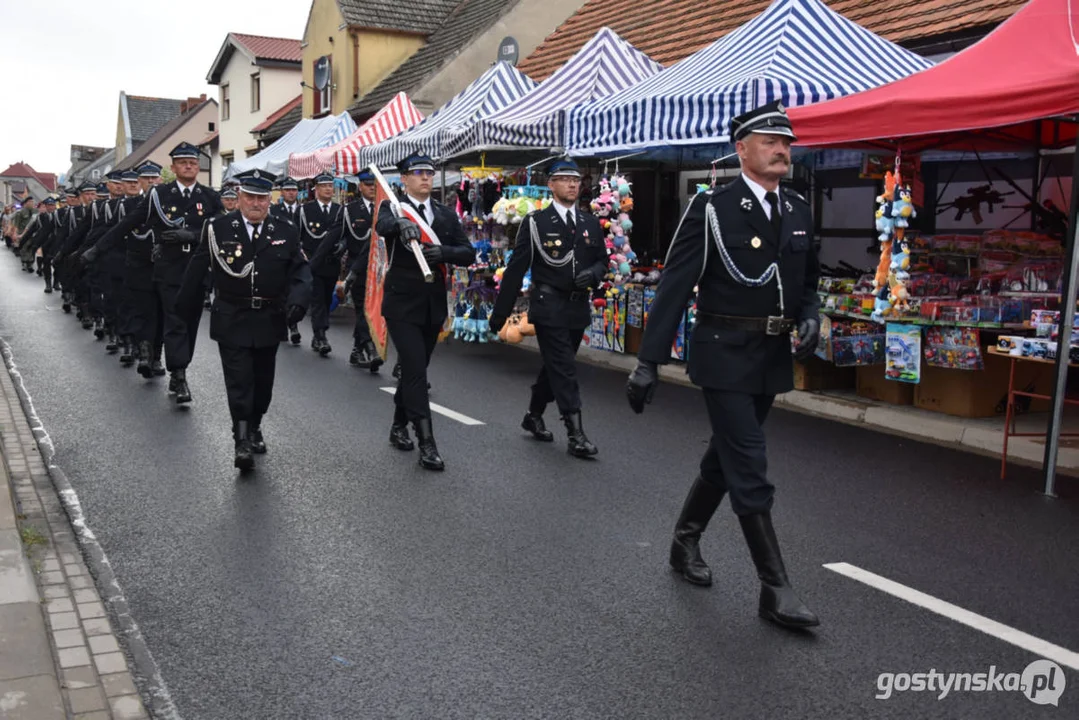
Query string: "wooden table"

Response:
xmin=986 ymin=346 xmax=1079 ymax=478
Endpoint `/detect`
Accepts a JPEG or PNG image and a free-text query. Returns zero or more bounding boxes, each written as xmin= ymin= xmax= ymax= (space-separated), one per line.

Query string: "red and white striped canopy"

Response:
xmin=288 ymin=92 xmax=425 ymax=178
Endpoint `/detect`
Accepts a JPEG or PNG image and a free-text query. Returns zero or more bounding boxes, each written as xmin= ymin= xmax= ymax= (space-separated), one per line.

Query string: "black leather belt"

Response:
xmin=216 ymin=293 xmax=283 ymax=310
xmin=697 ymin=312 xmax=794 ymax=336
xmin=534 ymin=283 xmax=589 ymax=302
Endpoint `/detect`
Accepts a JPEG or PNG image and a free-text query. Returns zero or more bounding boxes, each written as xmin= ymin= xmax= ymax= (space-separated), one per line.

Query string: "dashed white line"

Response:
xmin=824 ymin=561 xmax=1079 ymax=671
xmin=379 ymin=387 xmax=484 ymax=426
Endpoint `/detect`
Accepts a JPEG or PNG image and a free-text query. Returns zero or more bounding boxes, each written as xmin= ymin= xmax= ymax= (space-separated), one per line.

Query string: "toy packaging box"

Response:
xmin=626 ymin=284 xmax=645 ymax=328
xmin=885 ymin=323 xmax=922 ymax=383
xmin=671 ymin=310 xmax=687 ymax=361
xmin=924 ymin=327 xmax=983 ymax=370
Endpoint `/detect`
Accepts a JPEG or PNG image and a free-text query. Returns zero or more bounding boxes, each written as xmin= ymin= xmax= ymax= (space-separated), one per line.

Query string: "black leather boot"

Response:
xmin=739 ymin=512 xmax=820 ymax=629
xmin=413 ymin=417 xmax=444 ymax=471
xmin=119 ymin=338 xmax=134 ymax=366
xmin=389 ymin=406 xmax=414 ymax=451
xmin=670 ymin=475 xmax=726 ymax=587
xmin=105 ymin=328 xmax=118 ymax=353
xmin=137 ymin=341 xmax=153 ymax=378
xmin=364 ymin=341 xmax=383 ymax=373
xmin=93 ymin=318 xmax=105 ymax=339
xmin=172 ymin=369 xmax=192 ymax=404
xmin=289 ymin=324 xmax=301 ymax=345
xmin=249 ymin=415 xmax=267 ymax=454
xmin=318 ymin=330 xmax=332 ymax=357
xmin=349 ymin=345 xmax=363 ymax=366
xmin=562 ymin=411 xmax=598 ymax=458
xmin=151 ymin=345 xmax=166 ymax=376
xmin=522 ymin=394 xmax=554 ymax=441
xmin=234 ymin=421 xmax=254 ymax=471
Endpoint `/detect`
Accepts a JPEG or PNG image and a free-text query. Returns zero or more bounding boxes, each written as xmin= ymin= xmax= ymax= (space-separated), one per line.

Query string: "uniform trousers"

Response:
xmin=386 ymin=318 xmax=440 ymax=423
xmin=218 ymin=343 xmax=278 ymax=425
xmin=532 ymin=324 xmax=585 ymax=414
xmin=309 ymin=275 xmax=337 ymax=333
xmin=126 ymin=262 xmax=162 ymax=348
xmin=157 ymin=281 xmax=201 ymax=371
xmin=350 ymin=281 xmax=371 ymax=346
xmin=699 ymin=389 xmax=776 ymax=516
xmin=41 ymin=258 xmax=52 ymax=290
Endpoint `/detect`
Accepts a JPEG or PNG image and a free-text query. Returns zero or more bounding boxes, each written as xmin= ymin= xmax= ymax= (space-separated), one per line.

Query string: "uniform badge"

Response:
xmin=751 ymin=237 xmax=762 ymax=249
xmin=793 ymin=230 xmax=807 ymax=236
xmin=271 ymin=239 xmax=286 ymax=246
xmin=784 ymin=200 xmax=793 ymax=213
xmin=231 ymin=220 xmax=240 ymax=227
xmin=555 ymin=240 xmax=562 ymax=247
xmin=552 ymin=250 xmax=560 ymax=258
xmin=227 ymin=257 xmax=234 ymax=264
xmin=235 ymin=248 xmax=242 ymax=257
xmin=170 ymin=206 xmax=177 ymax=212
xmin=740 ymin=198 xmax=753 ymax=211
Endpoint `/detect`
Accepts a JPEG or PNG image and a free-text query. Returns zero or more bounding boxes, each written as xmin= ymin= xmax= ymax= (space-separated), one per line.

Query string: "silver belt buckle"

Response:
xmin=765 ymin=316 xmax=785 ymax=335
xmin=251 ymin=297 xmax=263 ymax=310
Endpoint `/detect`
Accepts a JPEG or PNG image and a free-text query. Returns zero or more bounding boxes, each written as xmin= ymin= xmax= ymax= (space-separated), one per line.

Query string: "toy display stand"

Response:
xmin=987 ymin=346 xmax=1079 ymax=479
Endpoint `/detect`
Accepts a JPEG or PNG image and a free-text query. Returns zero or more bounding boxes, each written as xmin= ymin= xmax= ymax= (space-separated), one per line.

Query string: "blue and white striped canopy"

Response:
xmin=442 ymin=27 xmax=661 ymax=157
xmin=360 ymin=62 xmax=536 ymax=168
xmin=565 ymin=0 xmax=933 ymax=156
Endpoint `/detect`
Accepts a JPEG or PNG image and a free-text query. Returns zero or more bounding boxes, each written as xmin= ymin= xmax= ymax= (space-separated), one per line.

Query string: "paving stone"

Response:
xmin=63 ymin=563 xmax=85 ymax=577
xmin=42 ymin=585 xmax=68 ymax=600
xmin=61 ymin=665 xmax=98 ymax=690
xmin=45 ymin=597 xmax=73 ymax=614
xmin=110 ymin=694 xmax=148 ymax=720
xmin=93 ymin=652 xmax=127 ymax=675
xmin=66 ymin=686 xmax=108 ymax=714
xmin=0 ymin=603 xmax=55 ymax=680
xmin=52 ymin=628 xmax=84 ymax=649
xmin=67 ymin=575 xmax=91 ymax=589
xmin=40 ymin=570 xmax=64 ymax=585
xmin=100 ymin=671 xmax=138 ymax=698
xmin=48 ymin=611 xmax=79 ymax=630
xmin=57 ymin=646 xmax=90 ymax=669
xmin=88 ymin=634 xmax=119 ymax=655
xmin=41 ymin=558 xmax=60 ymax=573
xmin=72 ymin=588 xmax=97 ymax=604
xmin=73 ymin=712 xmax=110 ymax=720
xmin=0 ymin=674 xmax=66 ymax=719
xmin=81 ymin=618 xmax=111 ymax=636
xmin=59 ymin=553 xmax=79 ymax=565
xmin=76 ymin=602 xmax=105 ymax=620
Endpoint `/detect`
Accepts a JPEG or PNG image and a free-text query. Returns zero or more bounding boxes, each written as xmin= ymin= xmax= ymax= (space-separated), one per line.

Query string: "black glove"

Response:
xmin=421 ymin=243 xmax=443 ymax=265
xmin=286 ymin=304 xmax=306 ymax=326
xmin=343 ymin=271 xmax=357 ymax=297
xmin=396 ymin=217 xmax=421 ymax=243
xmin=574 ymin=270 xmax=594 ymax=290
xmin=80 ymin=247 xmax=98 ymax=266
xmin=794 ymin=317 xmax=820 ymax=361
xmin=627 ymin=360 xmax=658 ymax=414
xmin=489 ymin=314 xmax=507 ymax=334
xmin=159 ymin=228 xmax=198 ymax=244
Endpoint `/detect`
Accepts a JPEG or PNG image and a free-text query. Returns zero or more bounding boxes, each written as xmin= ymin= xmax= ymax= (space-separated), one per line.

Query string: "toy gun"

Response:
xmin=993 ymin=167 xmax=1069 ymax=237
xmin=937 ymin=184 xmax=1014 ymax=224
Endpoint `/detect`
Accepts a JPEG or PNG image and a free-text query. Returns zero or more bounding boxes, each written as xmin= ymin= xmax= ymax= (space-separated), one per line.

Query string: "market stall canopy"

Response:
xmin=288 ymin=93 xmax=425 ymax=179
xmin=224 ymin=112 xmax=357 ymax=179
xmin=442 ymin=27 xmax=661 ymax=158
xmin=788 ymin=0 xmax=1079 ymax=151
xmin=565 ymin=0 xmax=932 ymax=157
xmin=359 ymin=61 xmax=535 ymax=168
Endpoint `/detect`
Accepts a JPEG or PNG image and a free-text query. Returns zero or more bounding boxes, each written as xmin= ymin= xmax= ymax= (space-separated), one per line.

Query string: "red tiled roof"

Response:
xmin=252 ymin=95 xmax=302 ymax=133
xmin=198 ymin=131 xmax=220 ymax=146
xmin=517 ymin=0 xmax=1028 ymax=81
xmin=231 ymin=33 xmax=303 ymax=63
xmin=0 ymin=162 xmax=57 ymax=191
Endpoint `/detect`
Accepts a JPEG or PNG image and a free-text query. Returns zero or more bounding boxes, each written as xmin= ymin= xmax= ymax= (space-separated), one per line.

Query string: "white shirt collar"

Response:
xmin=406 ymin=194 xmax=431 ymax=217
xmin=741 ymin=173 xmax=780 ymax=217
xmin=176 ymin=180 xmax=196 ymax=194
xmin=244 ymin=218 xmax=263 ymax=240
xmin=552 ymin=200 xmax=576 ymax=224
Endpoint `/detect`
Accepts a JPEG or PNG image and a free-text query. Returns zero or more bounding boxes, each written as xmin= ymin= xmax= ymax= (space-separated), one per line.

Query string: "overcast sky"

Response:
xmin=0 ymin=0 xmax=311 ymax=181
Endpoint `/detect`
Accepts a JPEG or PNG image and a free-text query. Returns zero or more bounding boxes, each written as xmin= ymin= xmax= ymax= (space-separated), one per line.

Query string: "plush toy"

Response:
xmin=618 ymin=213 xmax=632 ymax=233
xmin=518 ymin=313 xmax=535 ymax=337
xmin=871 ymin=289 xmax=893 ymax=324
xmin=891 ymin=185 xmax=916 ymax=240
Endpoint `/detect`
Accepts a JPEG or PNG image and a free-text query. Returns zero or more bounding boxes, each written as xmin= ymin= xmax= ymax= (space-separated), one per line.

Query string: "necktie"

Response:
xmin=417 ymin=203 xmax=426 ymax=222
xmin=565 ymin=211 xmax=575 ymax=233
xmin=765 ymin=191 xmax=781 ymax=236
xmin=182 ymin=187 xmax=191 ymax=200
xmin=251 ymin=223 xmax=260 ymax=242
xmin=322 ymin=204 xmax=329 ymax=215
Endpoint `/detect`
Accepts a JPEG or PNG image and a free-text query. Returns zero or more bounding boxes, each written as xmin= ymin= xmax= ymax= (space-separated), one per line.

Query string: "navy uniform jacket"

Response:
xmin=42 ymin=206 xmax=70 ymax=258
xmin=493 ymin=204 xmax=608 ymax=330
xmin=270 ymin=202 xmax=299 ymax=225
xmin=54 ymin=204 xmax=90 ymax=263
xmin=97 ymin=181 xmax=223 ymax=285
xmin=312 ymin=199 xmax=374 ymax=279
xmin=375 ymin=197 xmax=474 ymax=326
xmin=639 ymin=176 xmax=820 ymax=395
xmin=177 ymin=211 xmax=312 ymax=348
xmin=298 ymin=200 xmax=343 ymax=278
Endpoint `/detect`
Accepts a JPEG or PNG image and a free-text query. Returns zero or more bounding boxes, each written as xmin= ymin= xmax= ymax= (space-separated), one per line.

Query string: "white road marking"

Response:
xmin=824 ymin=562 xmax=1079 ymax=671
xmin=379 ymin=387 xmax=484 ymax=426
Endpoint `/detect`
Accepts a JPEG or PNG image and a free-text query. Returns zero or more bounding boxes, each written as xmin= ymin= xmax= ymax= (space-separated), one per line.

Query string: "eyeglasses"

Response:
xmin=411 ymin=170 xmax=436 ymax=178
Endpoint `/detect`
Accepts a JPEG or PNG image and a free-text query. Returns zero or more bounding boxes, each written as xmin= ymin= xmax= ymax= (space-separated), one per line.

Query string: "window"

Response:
xmin=221 ymin=151 xmax=234 ymax=177
xmin=91 ymin=169 xmax=100 ymax=180
xmin=208 ymin=122 xmax=215 ymax=132
xmin=221 ymin=84 xmax=230 ymax=121
xmin=251 ymin=73 xmax=260 ymax=112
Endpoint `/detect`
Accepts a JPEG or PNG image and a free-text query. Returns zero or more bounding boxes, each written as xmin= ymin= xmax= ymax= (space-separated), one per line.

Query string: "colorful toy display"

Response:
xmin=885 ymin=323 xmax=922 ymax=383
xmin=924 ymin=327 xmax=983 ymax=370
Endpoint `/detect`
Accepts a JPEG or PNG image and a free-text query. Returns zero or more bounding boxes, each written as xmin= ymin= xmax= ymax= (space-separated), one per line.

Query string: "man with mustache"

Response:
xmin=626 ymin=101 xmax=821 ymax=630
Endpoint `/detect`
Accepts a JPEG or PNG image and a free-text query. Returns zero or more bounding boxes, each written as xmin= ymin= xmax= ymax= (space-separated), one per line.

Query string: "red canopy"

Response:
xmin=789 ymin=0 xmax=1079 ymax=151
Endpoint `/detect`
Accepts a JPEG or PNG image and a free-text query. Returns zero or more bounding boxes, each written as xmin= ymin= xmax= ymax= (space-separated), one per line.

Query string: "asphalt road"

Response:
xmin=1 ymin=251 xmax=1077 ymax=720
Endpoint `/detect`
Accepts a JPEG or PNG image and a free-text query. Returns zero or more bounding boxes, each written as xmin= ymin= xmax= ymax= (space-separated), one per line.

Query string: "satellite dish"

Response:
xmin=497 ymin=36 xmax=519 ymax=66
xmin=314 ymin=56 xmax=331 ymax=91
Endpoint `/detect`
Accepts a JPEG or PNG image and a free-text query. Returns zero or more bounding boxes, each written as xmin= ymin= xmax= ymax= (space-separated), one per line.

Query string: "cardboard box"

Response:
xmin=793 ymin=356 xmax=856 ymax=391
xmin=857 ymin=365 xmax=915 ymax=405
xmin=914 ymin=350 xmax=1054 ymax=418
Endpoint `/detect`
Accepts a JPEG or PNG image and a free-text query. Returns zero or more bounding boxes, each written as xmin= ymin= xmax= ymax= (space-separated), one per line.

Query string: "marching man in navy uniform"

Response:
xmin=177 ymin=169 xmax=311 ymax=471
xmin=376 ymin=153 xmax=475 ymax=471
xmin=298 ymin=172 xmax=343 ymax=355
xmin=331 ymin=168 xmax=382 ymax=371
xmin=626 ymin=101 xmax=821 ymax=629
xmin=85 ymin=143 xmax=223 ymax=404
xmin=489 ymin=158 xmax=607 ymax=458
xmin=270 ymin=176 xmax=301 ymax=225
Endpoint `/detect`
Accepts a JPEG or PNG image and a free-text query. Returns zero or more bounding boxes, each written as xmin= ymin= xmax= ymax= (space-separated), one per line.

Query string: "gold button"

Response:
xmin=751 ymin=237 xmax=762 ymax=249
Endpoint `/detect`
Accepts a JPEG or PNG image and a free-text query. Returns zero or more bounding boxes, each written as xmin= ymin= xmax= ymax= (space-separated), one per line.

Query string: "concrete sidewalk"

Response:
xmin=0 ymin=351 xmax=149 ymax=719
xmin=510 ymin=336 xmax=1079 ymax=478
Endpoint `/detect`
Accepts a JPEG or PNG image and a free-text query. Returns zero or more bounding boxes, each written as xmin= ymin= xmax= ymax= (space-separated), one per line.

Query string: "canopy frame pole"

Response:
xmin=1042 ymin=120 xmax=1079 ymax=496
